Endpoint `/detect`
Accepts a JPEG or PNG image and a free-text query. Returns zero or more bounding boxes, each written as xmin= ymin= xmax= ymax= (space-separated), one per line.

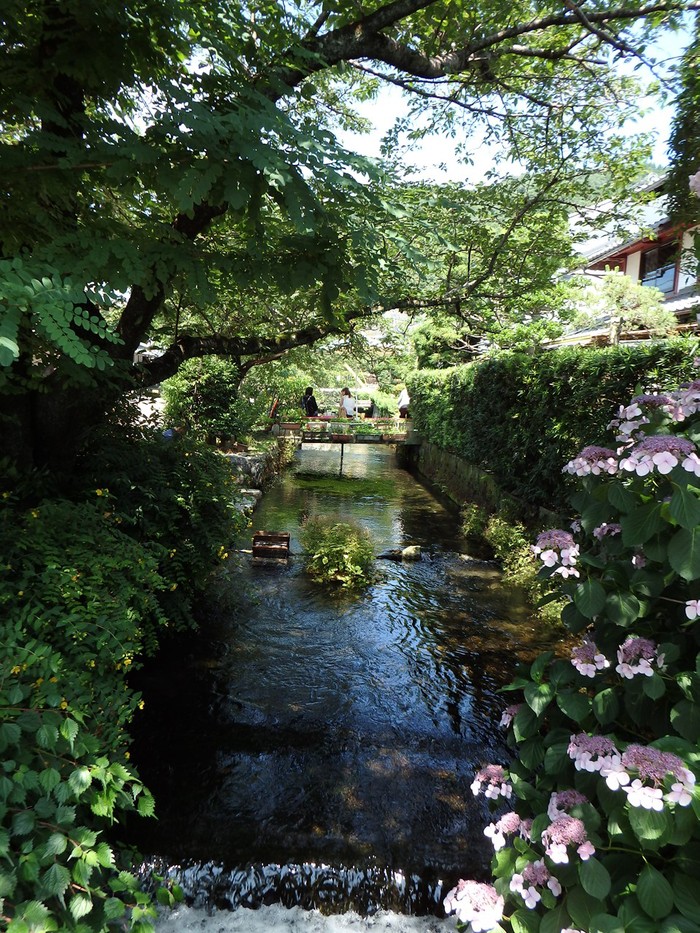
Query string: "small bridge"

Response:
xmin=274 ymin=418 xmax=420 ymax=446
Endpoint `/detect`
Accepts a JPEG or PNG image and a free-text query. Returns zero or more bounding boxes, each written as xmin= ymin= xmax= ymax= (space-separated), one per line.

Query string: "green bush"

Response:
xmin=0 ymin=426 xmax=243 ymax=932
xmin=409 ymin=338 xmax=700 ymax=510
xmin=162 ymin=357 xmax=257 ymax=442
xmin=445 ymin=364 xmax=700 ymax=932
xmin=76 ymin=426 xmax=246 ymax=628
xmin=300 ymin=516 xmax=375 ymax=589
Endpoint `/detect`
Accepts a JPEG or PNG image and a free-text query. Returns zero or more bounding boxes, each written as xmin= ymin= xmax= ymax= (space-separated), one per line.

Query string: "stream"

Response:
xmin=127 ymin=443 xmax=561 ymax=930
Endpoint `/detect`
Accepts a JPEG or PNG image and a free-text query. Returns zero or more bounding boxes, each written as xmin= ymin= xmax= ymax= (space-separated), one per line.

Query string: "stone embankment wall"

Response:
xmin=225 ymin=438 xmax=297 ymax=513
xmin=398 ymin=441 xmax=504 ymax=512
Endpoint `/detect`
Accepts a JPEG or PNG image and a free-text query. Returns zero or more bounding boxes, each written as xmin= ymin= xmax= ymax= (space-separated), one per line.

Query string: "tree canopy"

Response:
xmin=1 ymin=0 xmax=697 ymax=467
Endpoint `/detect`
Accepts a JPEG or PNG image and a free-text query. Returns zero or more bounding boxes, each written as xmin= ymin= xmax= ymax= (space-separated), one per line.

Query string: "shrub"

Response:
xmin=76 ymin=426 xmax=246 ymax=628
xmin=300 ymin=516 xmax=375 ymax=589
xmin=409 ymin=338 xmax=699 ymax=510
xmin=445 ymin=366 xmax=700 ymax=932
xmin=162 ymin=357 xmax=257 ymax=442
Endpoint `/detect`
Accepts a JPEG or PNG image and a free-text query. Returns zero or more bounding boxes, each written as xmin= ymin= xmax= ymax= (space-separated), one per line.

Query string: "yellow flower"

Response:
xmin=18 ymin=591 xmax=23 ymax=597
xmin=2 ymin=492 xmax=10 ymax=499
xmin=125 ymin=751 xmax=131 ymax=759
xmin=34 ymin=677 xmax=43 ymax=687
xmin=170 ymin=583 xmax=178 ymax=591
xmin=49 ymin=676 xmax=58 ymax=683
xmin=31 ymin=510 xmax=39 ymax=519
xmin=123 ymin=657 xmax=132 ymax=667
xmin=10 ymin=665 xmax=21 ymax=674
xmin=138 ymin=700 xmax=145 ymax=710
xmin=59 ymin=699 xmax=68 ymax=709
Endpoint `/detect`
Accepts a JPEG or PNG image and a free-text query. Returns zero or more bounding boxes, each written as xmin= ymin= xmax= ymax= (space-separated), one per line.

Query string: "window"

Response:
xmin=640 ymin=242 xmax=678 ymax=293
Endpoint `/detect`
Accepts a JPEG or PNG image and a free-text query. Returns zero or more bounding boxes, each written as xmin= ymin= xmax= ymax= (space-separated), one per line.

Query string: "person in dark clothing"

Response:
xmin=302 ymin=386 xmax=319 ymax=416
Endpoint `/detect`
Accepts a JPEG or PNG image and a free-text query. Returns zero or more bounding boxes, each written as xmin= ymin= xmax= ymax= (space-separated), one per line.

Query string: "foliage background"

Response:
xmin=408 ymin=339 xmax=700 ymax=510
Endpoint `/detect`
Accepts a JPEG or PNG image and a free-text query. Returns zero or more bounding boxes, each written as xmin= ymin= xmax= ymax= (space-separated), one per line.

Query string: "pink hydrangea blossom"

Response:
xmin=541 ymin=815 xmax=595 ymax=864
xmin=471 ymin=764 xmax=512 ymax=800
xmin=443 ymin=879 xmax=504 ymax=931
xmin=499 ymin=703 xmax=522 ymax=728
xmin=619 ymin=435 xmax=697 ymax=477
xmin=615 ymin=636 xmax=665 ymax=679
xmin=568 ymin=733 xmax=619 ymax=772
xmin=685 ymin=599 xmax=700 ymax=621
xmin=602 ymin=743 xmax=696 ymax=809
xmin=547 ymin=789 xmax=589 ymax=820
xmin=519 ymin=818 xmax=533 ymax=841
xmin=571 ymin=639 xmax=609 ymax=677
xmin=532 ymin=529 xmax=580 ymax=579
xmin=632 ymin=552 xmax=646 ymax=569
xmin=484 ymin=811 xmax=521 ymax=850
xmin=593 ymin=522 xmax=622 ymax=540
xmin=510 ymin=860 xmax=561 ymax=909
xmin=564 ymin=445 xmax=618 ymax=476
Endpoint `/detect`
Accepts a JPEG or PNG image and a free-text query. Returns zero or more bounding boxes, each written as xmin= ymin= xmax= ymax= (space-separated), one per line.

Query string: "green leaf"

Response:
xmin=590 ymin=913 xmax=625 ymax=933
xmin=593 ymin=687 xmax=620 ymax=725
xmin=540 ymin=905 xmax=571 ymax=933
xmin=40 ymin=862 xmax=71 ymax=897
xmin=578 ymin=857 xmax=611 ymax=899
xmin=620 ymin=501 xmax=664 ymax=546
xmin=637 ymin=864 xmax=674 ymax=920
xmin=607 ymin=483 xmax=637 ymax=513
xmin=670 ymin=700 xmax=700 ymax=743
xmin=69 ymin=893 xmax=93 ymax=920
xmin=670 ymin=485 xmax=700 ymax=529
xmin=668 ymin=527 xmax=700 ymax=581
xmin=556 ymin=690 xmax=592 ymax=723
xmin=605 ymin=590 xmax=642 ymax=627
xmin=524 ymin=681 xmax=554 ymax=715
xmin=510 ymin=908 xmax=541 ymax=933
xmin=574 ymin=579 xmax=607 ymax=618
xmin=628 ymin=807 xmax=670 ymax=847
xmin=60 ymin=718 xmax=79 ymax=748
xmin=642 ymin=672 xmax=666 ymax=700
xmin=673 ymin=872 xmax=700 ymax=920
xmin=567 ymin=884 xmax=603 ymax=929
xmin=68 ymin=767 xmax=92 ymax=797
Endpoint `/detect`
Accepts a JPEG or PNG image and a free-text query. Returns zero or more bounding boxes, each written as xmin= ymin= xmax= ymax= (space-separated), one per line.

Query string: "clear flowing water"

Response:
xmin=127 ymin=444 xmax=559 ymax=917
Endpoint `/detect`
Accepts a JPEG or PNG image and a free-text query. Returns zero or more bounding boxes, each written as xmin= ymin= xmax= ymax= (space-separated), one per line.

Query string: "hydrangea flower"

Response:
xmin=593 ymin=522 xmax=622 ymax=540
xmin=563 ymin=445 xmax=618 ymax=476
xmin=571 ymin=639 xmax=609 ymax=677
xmin=619 ymin=435 xmax=697 ymax=477
xmin=510 ymin=860 xmax=561 ymax=909
xmin=547 ymin=789 xmax=589 ymax=821
xmin=669 ymin=382 xmax=700 ymax=421
xmin=686 ymin=599 xmax=700 ymax=621
xmin=483 ymin=811 xmax=521 ymax=851
xmin=541 ymin=815 xmax=595 ymax=864
xmin=499 ymin=703 xmax=522 ymax=728
xmin=471 ymin=764 xmax=512 ymax=800
xmin=615 ymin=636 xmax=665 ymax=679
xmin=601 ymin=743 xmax=696 ymax=808
xmin=443 ymin=879 xmax=504 ymax=931
xmin=532 ymin=529 xmax=580 ymax=579
xmin=632 ymin=552 xmax=646 ymax=569
xmin=568 ymin=733 xmax=619 ymax=772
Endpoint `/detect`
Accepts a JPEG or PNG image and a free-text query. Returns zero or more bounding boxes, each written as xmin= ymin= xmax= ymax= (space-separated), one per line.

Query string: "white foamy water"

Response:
xmin=157 ymin=905 xmax=457 ymax=933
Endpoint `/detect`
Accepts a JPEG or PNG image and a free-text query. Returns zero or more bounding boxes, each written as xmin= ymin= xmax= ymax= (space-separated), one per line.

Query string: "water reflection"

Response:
xmin=128 ymin=444 xmax=558 ymax=913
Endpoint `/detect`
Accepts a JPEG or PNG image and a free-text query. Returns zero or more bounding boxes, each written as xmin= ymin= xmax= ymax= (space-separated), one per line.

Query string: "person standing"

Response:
xmin=338 ymin=387 xmax=356 ymax=419
xmin=397 ymin=387 xmax=410 ymax=418
xmin=302 ymin=386 xmax=319 ymax=417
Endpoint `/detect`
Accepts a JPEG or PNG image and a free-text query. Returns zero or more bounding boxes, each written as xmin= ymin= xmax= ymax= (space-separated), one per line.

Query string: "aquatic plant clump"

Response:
xmin=300 ymin=516 xmax=375 ymax=589
xmin=445 ymin=359 xmax=700 ymax=932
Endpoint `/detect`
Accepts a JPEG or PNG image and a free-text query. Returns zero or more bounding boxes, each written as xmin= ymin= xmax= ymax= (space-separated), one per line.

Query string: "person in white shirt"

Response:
xmin=397 ymin=387 xmax=410 ymax=418
xmin=338 ymin=387 xmax=356 ymax=419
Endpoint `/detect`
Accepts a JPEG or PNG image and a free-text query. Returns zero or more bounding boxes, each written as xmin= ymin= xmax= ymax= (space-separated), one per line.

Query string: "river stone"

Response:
xmin=401 ymin=545 xmax=421 ymax=561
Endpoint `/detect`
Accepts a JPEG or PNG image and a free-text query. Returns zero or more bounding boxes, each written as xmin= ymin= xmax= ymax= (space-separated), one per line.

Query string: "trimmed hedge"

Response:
xmin=408 ymin=338 xmax=700 ymax=510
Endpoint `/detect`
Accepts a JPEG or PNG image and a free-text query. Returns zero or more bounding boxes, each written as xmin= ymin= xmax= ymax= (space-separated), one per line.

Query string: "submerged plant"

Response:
xmin=300 ymin=516 xmax=375 ymax=589
xmin=446 ymin=364 xmax=700 ymax=931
